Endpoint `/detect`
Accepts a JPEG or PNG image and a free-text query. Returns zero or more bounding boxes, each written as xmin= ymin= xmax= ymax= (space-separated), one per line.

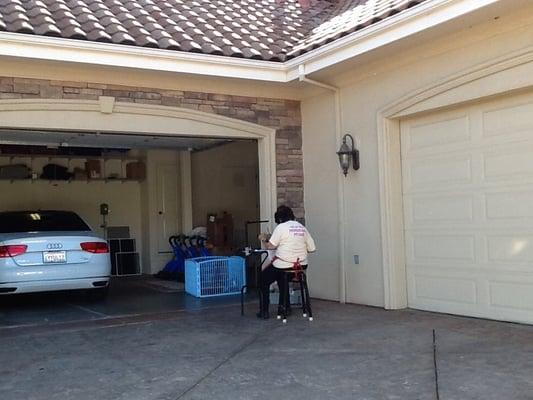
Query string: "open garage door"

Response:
xmin=401 ymin=91 xmax=533 ymax=324
xmin=0 ymin=129 xmax=260 ymax=276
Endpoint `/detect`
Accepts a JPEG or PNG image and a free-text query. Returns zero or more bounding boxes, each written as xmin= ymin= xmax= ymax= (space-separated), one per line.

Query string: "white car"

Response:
xmin=0 ymin=210 xmax=111 ymax=297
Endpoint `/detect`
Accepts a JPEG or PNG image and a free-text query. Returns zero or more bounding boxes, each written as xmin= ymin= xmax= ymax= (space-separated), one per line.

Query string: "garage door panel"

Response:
xmin=409 ymin=261 xmax=533 ymax=274
xmin=482 ymin=100 xmax=533 ymax=138
xmin=409 ymin=234 xmax=475 ymax=263
xmin=412 ymin=275 xmax=478 ymax=305
xmin=407 ymin=195 xmax=474 ymax=224
xmin=489 ymin=281 xmax=533 ymax=312
xmin=486 ymin=235 xmax=533 ymax=264
xmin=404 ymin=156 xmax=472 ymax=190
xmin=483 ymin=145 xmax=533 ymax=181
xmin=406 ymin=115 xmax=470 ymax=152
xmin=402 ymin=91 xmax=533 ymax=324
xmin=485 ymin=190 xmax=533 ymax=219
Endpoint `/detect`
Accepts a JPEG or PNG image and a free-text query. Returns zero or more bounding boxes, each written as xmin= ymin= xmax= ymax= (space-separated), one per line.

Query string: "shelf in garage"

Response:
xmin=0 ymin=152 xmax=146 ymax=183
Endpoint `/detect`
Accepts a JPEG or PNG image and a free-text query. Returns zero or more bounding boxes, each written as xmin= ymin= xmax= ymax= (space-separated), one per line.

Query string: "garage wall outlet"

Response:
xmin=353 ymin=255 xmax=359 ymax=264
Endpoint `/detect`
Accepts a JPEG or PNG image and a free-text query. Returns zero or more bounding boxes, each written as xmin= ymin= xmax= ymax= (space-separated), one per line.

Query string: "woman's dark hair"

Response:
xmin=274 ymin=205 xmax=295 ymax=224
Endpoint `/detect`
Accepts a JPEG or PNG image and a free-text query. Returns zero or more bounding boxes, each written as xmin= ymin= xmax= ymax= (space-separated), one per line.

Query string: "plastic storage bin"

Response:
xmin=185 ymin=256 xmax=246 ymax=298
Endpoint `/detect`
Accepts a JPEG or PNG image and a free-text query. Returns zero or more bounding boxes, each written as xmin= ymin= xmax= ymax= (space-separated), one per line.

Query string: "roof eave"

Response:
xmin=285 ymin=0 xmax=501 ymax=80
xmin=0 ymin=0 xmax=500 ymax=83
xmin=0 ymin=32 xmax=289 ymax=82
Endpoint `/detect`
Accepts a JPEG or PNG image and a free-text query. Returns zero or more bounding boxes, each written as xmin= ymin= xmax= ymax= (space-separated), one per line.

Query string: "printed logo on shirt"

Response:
xmin=289 ymin=226 xmax=306 ymax=237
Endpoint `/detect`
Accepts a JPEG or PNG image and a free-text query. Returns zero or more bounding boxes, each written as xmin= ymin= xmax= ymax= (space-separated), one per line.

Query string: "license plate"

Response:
xmin=43 ymin=251 xmax=67 ymax=263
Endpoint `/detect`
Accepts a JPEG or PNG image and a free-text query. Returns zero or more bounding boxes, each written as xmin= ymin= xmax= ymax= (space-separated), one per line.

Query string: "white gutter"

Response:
xmin=0 ymin=32 xmax=288 ymax=83
xmin=298 ymin=65 xmax=347 ymax=304
xmin=0 ymin=0 xmax=500 ymax=83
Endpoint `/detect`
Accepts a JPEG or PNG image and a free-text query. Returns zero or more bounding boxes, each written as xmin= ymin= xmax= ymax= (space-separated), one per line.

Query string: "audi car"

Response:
xmin=0 ymin=210 xmax=111 ymax=297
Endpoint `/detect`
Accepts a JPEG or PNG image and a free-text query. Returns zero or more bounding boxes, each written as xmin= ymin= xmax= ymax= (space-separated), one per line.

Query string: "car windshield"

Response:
xmin=0 ymin=211 xmax=91 ymax=233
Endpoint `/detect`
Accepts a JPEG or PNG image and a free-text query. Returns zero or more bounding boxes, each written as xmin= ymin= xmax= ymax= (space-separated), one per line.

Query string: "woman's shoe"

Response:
xmin=256 ymin=310 xmax=270 ymax=319
xmin=277 ymin=306 xmax=292 ymax=316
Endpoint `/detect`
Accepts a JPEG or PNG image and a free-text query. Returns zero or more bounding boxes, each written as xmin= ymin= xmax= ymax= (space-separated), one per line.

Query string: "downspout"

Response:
xmin=298 ymin=64 xmax=347 ymax=304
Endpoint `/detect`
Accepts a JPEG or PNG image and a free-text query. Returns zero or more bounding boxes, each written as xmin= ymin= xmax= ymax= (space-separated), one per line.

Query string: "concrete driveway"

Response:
xmin=1 ymin=292 xmax=532 ymax=400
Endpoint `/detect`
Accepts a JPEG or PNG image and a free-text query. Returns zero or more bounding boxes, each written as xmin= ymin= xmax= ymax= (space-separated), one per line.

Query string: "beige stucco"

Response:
xmin=302 ymin=3 xmax=533 ymax=306
xmin=301 ymin=93 xmax=340 ymax=301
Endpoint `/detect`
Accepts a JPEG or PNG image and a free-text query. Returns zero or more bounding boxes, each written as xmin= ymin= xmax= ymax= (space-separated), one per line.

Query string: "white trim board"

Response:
xmin=0 ymin=0 xmax=501 ymax=83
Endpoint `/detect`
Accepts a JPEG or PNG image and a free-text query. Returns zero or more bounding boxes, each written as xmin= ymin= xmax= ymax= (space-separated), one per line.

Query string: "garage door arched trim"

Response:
xmin=0 ymin=97 xmax=278 ymax=226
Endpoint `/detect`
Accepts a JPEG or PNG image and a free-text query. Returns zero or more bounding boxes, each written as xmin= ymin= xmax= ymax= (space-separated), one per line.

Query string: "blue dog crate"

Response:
xmin=185 ymin=256 xmax=246 ymax=298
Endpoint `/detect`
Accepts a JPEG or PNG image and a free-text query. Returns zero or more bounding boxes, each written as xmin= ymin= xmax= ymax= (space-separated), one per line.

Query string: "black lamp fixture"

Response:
xmin=337 ymin=133 xmax=359 ymax=176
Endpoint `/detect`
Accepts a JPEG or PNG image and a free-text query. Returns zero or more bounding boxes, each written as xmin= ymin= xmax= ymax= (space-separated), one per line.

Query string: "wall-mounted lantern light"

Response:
xmin=337 ymin=134 xmax=359 ymax=176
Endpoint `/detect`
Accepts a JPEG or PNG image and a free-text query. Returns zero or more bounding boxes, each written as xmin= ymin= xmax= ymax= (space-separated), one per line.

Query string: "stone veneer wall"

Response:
xmin=0 ymin=77 xmax=304 ymax=219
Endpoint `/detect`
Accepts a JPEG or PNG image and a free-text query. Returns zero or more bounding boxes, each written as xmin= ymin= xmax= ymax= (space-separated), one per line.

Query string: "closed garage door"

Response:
xmin=401 ymin=91 xmax=533 ymax=324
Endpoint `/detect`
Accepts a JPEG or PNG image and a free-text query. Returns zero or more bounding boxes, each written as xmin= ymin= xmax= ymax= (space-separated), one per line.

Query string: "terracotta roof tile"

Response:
xmin=0 ymin=0 xmax=426 ymax=61
xmin=85 ymin=28 xmax=112 ymax=42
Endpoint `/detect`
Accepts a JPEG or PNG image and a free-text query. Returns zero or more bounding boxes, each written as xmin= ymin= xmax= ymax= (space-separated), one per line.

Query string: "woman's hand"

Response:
xmin=258 ymin=233 xmax=271 ymax=242
xmin=258 ymin=233 xmax=276 ymax=250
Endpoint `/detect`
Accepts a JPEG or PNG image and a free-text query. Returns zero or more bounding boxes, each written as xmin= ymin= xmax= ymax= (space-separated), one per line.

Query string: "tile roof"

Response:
xmin=0 ymin=0 xmax=426 ymax=62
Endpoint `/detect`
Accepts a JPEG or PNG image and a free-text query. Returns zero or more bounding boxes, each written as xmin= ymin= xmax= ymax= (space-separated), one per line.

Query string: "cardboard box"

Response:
xmin=85 ymin=160 xmax=101 ymax=179
xmin=206 ymin=212 xmax=233 ymax=247
xmin=73 ymin=167 xmax=86 ymax=180
xmin=126 ymin=161 xmax=146 ymax=180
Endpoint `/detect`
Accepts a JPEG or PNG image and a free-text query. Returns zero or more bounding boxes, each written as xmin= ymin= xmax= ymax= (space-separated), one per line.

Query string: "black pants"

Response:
xmin=259 ymin=265 xmax=307 ymax=311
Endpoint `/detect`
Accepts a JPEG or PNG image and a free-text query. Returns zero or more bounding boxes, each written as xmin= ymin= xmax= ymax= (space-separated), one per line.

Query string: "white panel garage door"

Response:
xmin=401 ymin=91 xmax=533 ymax=324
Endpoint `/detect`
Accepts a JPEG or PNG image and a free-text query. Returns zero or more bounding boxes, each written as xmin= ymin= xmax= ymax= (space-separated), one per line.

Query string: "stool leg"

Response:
xmin=283 ymin=274 xmax=290 ymax=323
xmin=241 ymin=285 xmax=247 ymax=316
xmin=257 ymin=287 xmax=263 ymax=313
xmin=297 ymin=273 xmax=307 ymax=317
xmin=302 ymin=273 xmax=313 ymax=321
xmin=285 ymin=278 xmax=292 ymax=316
xmin=277 ymin=273 xmax=288 ymax=323
xmin=276 ymin=275 xmax=283 ymax=320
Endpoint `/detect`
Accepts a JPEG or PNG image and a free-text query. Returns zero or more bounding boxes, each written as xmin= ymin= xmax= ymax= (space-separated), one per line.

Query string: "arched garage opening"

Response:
xmin=0 ymin=98 xmax=276 ymax=277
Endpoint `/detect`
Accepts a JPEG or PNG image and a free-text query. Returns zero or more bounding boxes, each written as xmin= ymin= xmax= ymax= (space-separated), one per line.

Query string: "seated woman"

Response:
xmin=257 ymin=205 xmax=316 ymax=319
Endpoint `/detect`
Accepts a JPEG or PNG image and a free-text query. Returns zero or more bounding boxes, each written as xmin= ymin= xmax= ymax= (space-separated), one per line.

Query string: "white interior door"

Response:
xmin=156 ymin=164 xmax=179 ymax=254
xmin=401 ymin=91 xmax=533 ymax=324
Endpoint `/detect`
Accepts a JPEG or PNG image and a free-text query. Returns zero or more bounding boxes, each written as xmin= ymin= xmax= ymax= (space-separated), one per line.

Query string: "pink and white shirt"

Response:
xmin=268 ymin=220 xmax=316 ymax=269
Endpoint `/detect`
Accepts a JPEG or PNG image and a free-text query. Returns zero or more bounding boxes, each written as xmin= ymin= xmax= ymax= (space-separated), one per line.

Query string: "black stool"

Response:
xmin=277 ymin=266 xmax=313 ymax=323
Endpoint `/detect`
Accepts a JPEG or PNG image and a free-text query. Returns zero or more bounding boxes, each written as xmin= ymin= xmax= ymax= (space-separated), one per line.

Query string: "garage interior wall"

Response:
xmin=0 ymin=179 xmax=142 ymax=243
xmin=191 ymin=140 xmax=259 ymax=248
xmin=301 ymin=4 xmax=533 ymax=307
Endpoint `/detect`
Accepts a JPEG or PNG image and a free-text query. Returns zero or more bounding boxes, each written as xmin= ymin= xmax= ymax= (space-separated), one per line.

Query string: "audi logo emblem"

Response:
xmin=46 ymin=243 xmax=63 ymax=249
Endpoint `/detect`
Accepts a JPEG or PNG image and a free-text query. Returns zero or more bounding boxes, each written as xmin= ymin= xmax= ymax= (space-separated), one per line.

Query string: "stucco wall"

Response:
xmin=301 ymin=94 xmax=340 ymax=301
xmin=302 ymin=5 xmax=533 ymax=306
